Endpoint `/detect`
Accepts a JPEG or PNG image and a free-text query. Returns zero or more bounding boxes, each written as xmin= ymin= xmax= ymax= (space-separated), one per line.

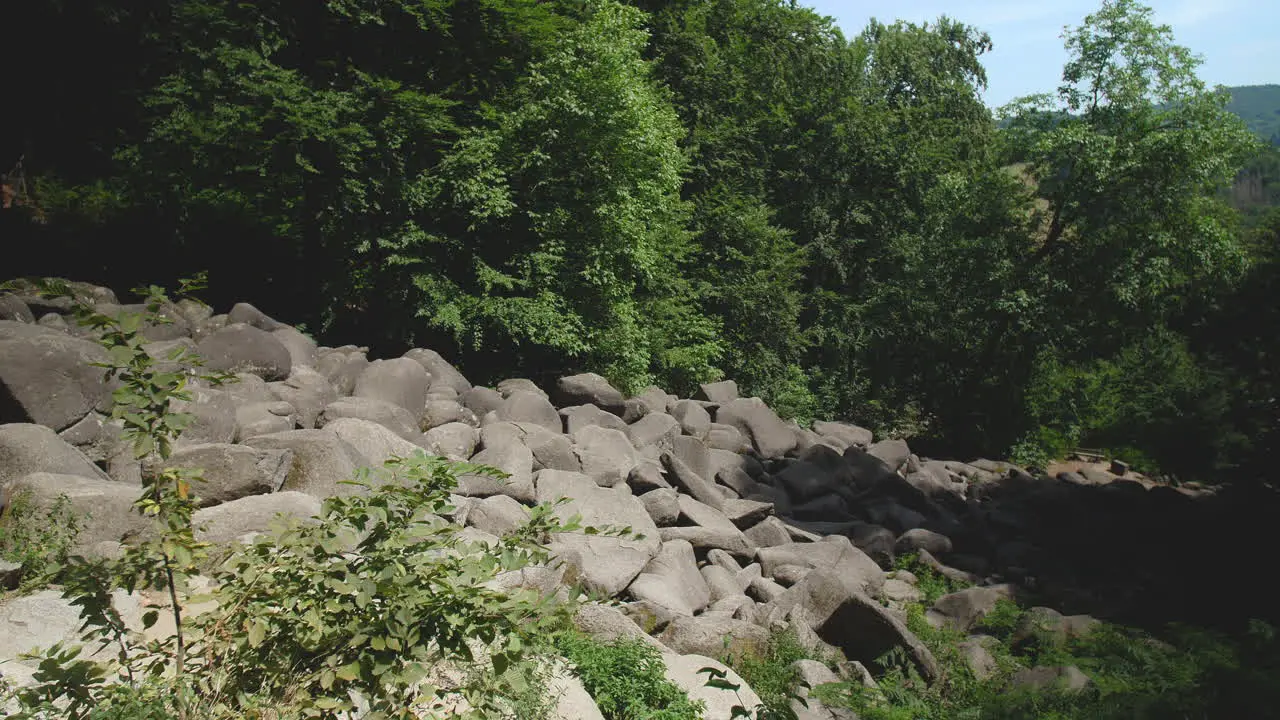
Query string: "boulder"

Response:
xmin=572 ymin=425 xmax=637 ymax=488
xmin=402 ymin=348 xmax=471 ymax=395
xmin=895 ymin=528 xmax=953 ymax=556
xmin=744 ymin=517 xmax=795 ymax=548
xmin=810 ymin=421 xmax=869 ymax=446
xmin=547 ymin=662 xmax=606 ymax=720
xmin=790 ymin=659 xmax=857 ymax=720
xmin=318 ymin=397 xmax=423 ymax=443
xmin=324 ymin=417 xmax=421 ymax=467
xmin=1010 ymin=665 xmax=1091 ymax=693
xmin=766 ymin=569 xmax=939 ymax=683
xmin=661 ymin=451 xmax=725 ymax=509
xmin=627 ymin=539 xmax=711 ymax=617
xmin=316 ymin=348 xmax=369 ymax=396
xmin=4 ymin=473 xmax=147 ymax=552
xmin=626 ymin=412 xmax=681 ymax=452
xmin=658 ymin=615 xmax=769 ymax=660
xmin=243 ymin=429 xmax=366 ymax=498
xmin=561 ymin=404 xmax=628 ymax=434
xmin=459 ymin=386 xmax=505 ymax=418
xmin=927 ymin=585 xmax=1016 ymax=632
xmin=706 ymin=422 xmax=751 ymax=452
xmin=716 ymin=466 xmax=759 ymax=498
xmin=669 ymin=400 xmax=712 ymax=440
xmin=849 ymin=523 xmax=897 ymax=569
xmin=497 ymin=390 xmax=561 ymax=433
xmin=193 ymin=491 xmax=323 ymax=544
xmin=353 ymin=358 xmax=431 ymax=421
xmin=671 ymin=435 xmax=714 ymax=484
xmin=466 ymin=495 xmax=529 ymax=537
xmin=535 ymin=469 xmax=661 ymax=596
xmin=0 ymin=322 xmax=114 ymax=431
xmin=868 ymin=439 xmax=911 ymax=473
xmin=696 ymin=380 xmax=739 ymax=403
xmin=843 ymin=448 xmax=898 ymax=489
xmin=572 ymin=603 xmax=666 ymax=650
xmin=0 ymin=423 xmax=111 ymax=487
xmin=196 ymin=323 xmax=292 ymax=381
xmin=422 ymin=400 xmax=478 ymax=430
xmin=1011 ymin=607 xmax=1100 ymax=650
xmin=663 ymin=654 xmax=762 ymax=719
xmin=663 ymin=495 xmax=752 ymax=555
xmin=268 ymin=367 xmax=337 ymax=429
xmin=715 ymin=397 xmax=797 ymax=459
xmin=170 ymin=386 xmax=238 ymax=448
xmin=234 ymin=401 xmax=297 ymax=441
xmin=630 ymin=386 xmax=675 ymax=416
xmin=722 ymin=498 xmax=774 ymax=529
xmin=421 ymin=422 xmax=479 ymax=462
xmin=154 ymin=443 xmax=292 ymax=506
xmin=0 ymin=294 xmax=34 ymax=323
xmin=227 ymin=302 xmax=286 ymax=331
xmin=271 ymin=326 xmax=318 ymax=369
xmin=553 ymin=373 xmax=625 ymax=417
xmin=774 ymin=460 xmax=843 ymax=504
xmin=757 ymin=536 xmax=884 ymax=598
xmin=639 ymin=488 xmax=681 ymax=526
xmin=627 ymin=462 xmax=670 ymax=494
xmin=459 ymin=441 xmax=535 ymax=504
xmin=496 ymin=378 xmax=546 ymax=398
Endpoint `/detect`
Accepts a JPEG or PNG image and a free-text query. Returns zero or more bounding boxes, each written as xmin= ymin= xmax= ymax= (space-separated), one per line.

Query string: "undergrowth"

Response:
xmin=553 ymin=631 xmax=705 ymax=720
xmin=0 ymin=490 xmax=82 ymax=593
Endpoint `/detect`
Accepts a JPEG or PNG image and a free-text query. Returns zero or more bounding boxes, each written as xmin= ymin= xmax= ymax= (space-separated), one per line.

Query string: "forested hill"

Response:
xmin=1227 ymin=85 xmax=1280 ymax=144
xmin=1 ymin=0 xmax=1276 ymax=485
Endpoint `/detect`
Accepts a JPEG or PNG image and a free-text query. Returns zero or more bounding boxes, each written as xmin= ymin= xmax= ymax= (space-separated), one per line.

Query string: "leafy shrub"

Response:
xmin=554 ymin=631 xmax=705 ymax=720
xmin=0 ymin=490 xmax=82 ymax=592
xmin=728 ymin=627 xmax=824 ymax=718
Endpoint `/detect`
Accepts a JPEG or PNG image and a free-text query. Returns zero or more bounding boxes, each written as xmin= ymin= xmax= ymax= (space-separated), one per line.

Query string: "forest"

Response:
xmin=2 ymin=0 xmax=1277 ymax=483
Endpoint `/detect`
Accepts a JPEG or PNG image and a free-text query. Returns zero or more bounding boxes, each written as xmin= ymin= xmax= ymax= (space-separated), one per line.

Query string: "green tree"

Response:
xmin=423 ymin=0 xmax=720 ymax=393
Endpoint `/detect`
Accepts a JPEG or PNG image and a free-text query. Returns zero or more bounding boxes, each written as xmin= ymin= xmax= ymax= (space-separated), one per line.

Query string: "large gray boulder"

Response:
xmin=497 ymin=390 xmax=561 ymax=433
xmin=758 ymin=535 xmax=885 ymax=598
xmin=696 ymin=380 xmax=739 ymax=403
xmin=626 ymin=413 xmax=681 ymax=452
xmin=927 ymin=585 xmax=1016 ymax=633
xmin=790 ymin=660 xmax=857 ymax=720
xmin=459 ymin=441 xmax=536 ymax=504
xmin=554 ymin=373 xmax=625 ymax=417
xmin=153 ymin=443 xmax=292 ymax=507
xmin=663 ymin=654 xmax=762 ymax=719
xmin=572 ymin=603 xmax=665 ymax=650
xmin=661 ymin=451 xmax=724 ymax=509
xmin=626 ymin=539 xmax=710 ymax=617
xmin=638 ymin=488 xmax=681 ymax=526
xmin=271 ymin=326 xmax=318 ymax=369
xmin=193 ymin=491 xmax=322 ymax=544
xmin=765 ymin=569 xmax=939 ymax=683
xmin=460 ymin=386 xmax=505 ymax=418
xmin=706 ymin=422 xmax=751 ymax=452
xmin=421 ymin=422 xmax=479 ymax=462
xmin=0 ymin=294 xmax=35 ymax=323
xmin=572 ymin=425 xmax=637 ymax=488
xmin=234 ymin=401 xmax=297 ymax=441
xmin=353 ymin=358 xmax=431 ymax=422
xmin=316 ymin=348 xmax=369 ymax=396
xmin=318 ymin=397 xmax=423 ymax=444
xmin=324 ymin=418 xmax=422 ymax=467
xmin=0 ymin=322 xmax=115 ymax=431
xmin=242 ymin=429 xmax=366 ymax=498
xmin=4 ymin=473 xmax=147 ymax=552
xmin=170 ymin=386 xmax=238 ymax=448
xmin=812 ymin=421 xmax=873 ymax=449
xmin=868 ymin=439 xmax=911 ymax=473
xmin=659 ymin=615 xmax=769 ymax=660
xmin=422 ymin=400 xmax=478 ymax=430
xmin=0 ymin=423 xmax=111 ymax=487
xmin=227 ymin=302 xmax=286 ymax=331
xmin=403 ymin=348 xmax=471 ymax=395
xmin=466 ymin=495 xmax=530 ymax=537
xmin=561 ymin=404 xmax=629 ymax=434
xmin=535 ymin=469 xmax=660 ymax=596
xmin=268 ymin=367 xmax=337 ymax=429
xmin=715 ymin=397 xmax=797 ymax=459
xmin=196 ymin=323 xmax=292 ymax=381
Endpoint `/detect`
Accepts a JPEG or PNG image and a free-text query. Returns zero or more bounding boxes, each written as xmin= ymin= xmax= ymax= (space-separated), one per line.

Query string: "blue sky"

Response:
xmin=802 ymin=0 xmax=1279 ymax=108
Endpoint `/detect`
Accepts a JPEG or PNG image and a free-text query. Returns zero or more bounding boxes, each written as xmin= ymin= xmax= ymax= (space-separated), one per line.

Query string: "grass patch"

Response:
xmin=554 ymin=631 xmax=704 ymax=720
xmin=0 ymin=490 xmax=82 ymax=593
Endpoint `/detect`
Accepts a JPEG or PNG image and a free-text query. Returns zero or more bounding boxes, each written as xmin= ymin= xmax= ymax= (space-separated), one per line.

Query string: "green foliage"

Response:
xmin=554 ymin=631 xmax=705 ymax=720
xmin=892 ymin=555 xmax=969 ymax=604
xmin=0 ymin=491 xmax=82 ymax=593
xmin=726 ymin=627 xmax=829 ymax=719
xmin=195 ymin=451 xmax=591 ymax=718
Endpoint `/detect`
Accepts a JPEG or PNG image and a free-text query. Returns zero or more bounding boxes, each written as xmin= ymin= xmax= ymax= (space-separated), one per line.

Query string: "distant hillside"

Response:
xmin=1227 ymin=85 xmax=1280 ymax=145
